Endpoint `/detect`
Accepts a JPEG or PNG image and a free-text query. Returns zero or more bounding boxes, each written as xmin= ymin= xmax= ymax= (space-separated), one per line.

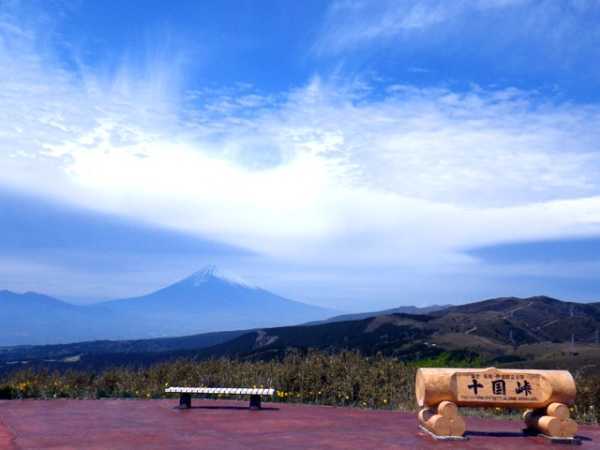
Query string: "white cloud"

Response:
xmin=2 ymin=10 xmax=600 ymax=280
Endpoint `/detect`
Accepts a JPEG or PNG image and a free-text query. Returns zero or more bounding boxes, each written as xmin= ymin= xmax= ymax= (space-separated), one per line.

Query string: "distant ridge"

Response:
xmin=0 ymin=266 xmax=336 ymax=346
xmin=0 ymin=290 xmax=113 ymax=346
xmin=309 ymin=304 xmax=450 ymax=325
xmin=4 ymin=295 xmax=600 ymax=376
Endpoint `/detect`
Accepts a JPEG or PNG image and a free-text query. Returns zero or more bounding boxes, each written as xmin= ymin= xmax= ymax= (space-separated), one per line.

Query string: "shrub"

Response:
xmin=0 ymin=350 xmax=598 ymax=424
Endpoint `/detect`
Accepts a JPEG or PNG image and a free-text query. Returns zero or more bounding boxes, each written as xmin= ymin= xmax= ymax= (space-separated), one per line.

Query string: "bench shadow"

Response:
xmin=175 ymin=406 xmax=280 ymax=411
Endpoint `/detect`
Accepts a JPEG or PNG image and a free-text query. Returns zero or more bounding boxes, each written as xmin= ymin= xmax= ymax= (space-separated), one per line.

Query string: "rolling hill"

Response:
xmin=0 ymin=329 xmax=247 ymax=364
xmin=306 ymin=304 xmax=450 ymax=325
xmin=188 ymin=296 xmax=600 ymax=362
xmin=3 ymin=295 xmax=600 ymax=375
xmin=429 ymin=296 xmax=600 ymax=345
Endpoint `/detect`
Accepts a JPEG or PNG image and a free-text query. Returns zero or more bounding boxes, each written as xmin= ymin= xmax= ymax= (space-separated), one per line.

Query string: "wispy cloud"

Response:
xmin=2 ymin=5 xmax=600 ymax=293
xmin=315 ymin=0 xmax=524 ymax=52
xmin=314 ymin=0 xmax=600 ymax=77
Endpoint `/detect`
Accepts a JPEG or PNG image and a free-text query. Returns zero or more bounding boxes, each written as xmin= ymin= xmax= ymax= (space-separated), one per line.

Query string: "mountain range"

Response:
xmin=3 ymin=295 xmax=600 ymax=375
xmin=0 ymin=266 xmax=336 ymax=346
xmin=194 ymin=296 xmax=600 ymax=361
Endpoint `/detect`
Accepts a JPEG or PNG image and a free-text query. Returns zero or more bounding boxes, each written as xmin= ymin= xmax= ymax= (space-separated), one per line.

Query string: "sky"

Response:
xmin=2 ymin=0 xmax=600 ymax=311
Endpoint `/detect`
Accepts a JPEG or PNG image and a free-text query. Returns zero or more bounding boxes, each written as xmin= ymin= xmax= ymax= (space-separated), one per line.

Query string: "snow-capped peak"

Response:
xmin=186 ymin=265 xmax=255 ymax=288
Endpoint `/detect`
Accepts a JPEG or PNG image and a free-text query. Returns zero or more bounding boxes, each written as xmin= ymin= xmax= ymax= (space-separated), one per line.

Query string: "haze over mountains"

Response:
xmin=5 ymin=260 xmax=600 ymax=378
xmin=3 ymin=295 xmax=600 ymax=376
xmin=0 ymin=266 xmax=336 ymax=346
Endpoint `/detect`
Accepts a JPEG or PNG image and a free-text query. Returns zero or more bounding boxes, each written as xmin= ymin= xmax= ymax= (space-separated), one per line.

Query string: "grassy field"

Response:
xmin=0 ymin=350 xmax=598 ymax=423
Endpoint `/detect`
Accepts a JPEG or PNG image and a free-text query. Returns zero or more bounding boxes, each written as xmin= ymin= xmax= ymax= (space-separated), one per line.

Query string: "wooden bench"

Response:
xmin=165 ymin=387 xmax=275 ymax=410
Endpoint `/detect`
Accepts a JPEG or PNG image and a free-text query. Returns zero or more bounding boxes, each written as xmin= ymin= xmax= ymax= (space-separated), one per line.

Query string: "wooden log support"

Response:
xmin=179 ymin=393 xmax=192 ymax=409
xmin=436 ymin=400 xmax=457 ymax=417
xmin=418 ymin=407 xmax=450 ymax=436
xmin=523 ymin=410 xmax=562 ymax=436
xmin=418 ymin=401 xmax=466 ymax=438
xmin=523 ymin=403 xmax=578 ymax=438
xmin=547 ymin=402 xmax=569 ymax=420
xmin=440 ymin=402 xmax=466 ymax=437
xmin=415 ymin=367 xmax=578 ymax=440
xmin=249 ymin=394 xmax=262 ymax=410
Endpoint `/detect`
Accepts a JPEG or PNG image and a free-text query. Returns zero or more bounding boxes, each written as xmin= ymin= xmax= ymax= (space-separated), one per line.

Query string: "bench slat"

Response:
xmin=165 ymin=387 xmax=275 ymax=396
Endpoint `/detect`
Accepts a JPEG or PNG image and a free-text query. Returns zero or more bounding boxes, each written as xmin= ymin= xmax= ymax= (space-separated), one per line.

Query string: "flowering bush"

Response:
xmin=0 ymin=350 xmax=598 ymax=423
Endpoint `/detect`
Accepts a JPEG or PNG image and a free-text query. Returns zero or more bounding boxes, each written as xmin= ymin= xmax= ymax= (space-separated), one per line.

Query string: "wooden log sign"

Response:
xmin=416 ymin=367 xmax=576 ymax=409
xmin=415 ymin=367 xmax=579 ymax=440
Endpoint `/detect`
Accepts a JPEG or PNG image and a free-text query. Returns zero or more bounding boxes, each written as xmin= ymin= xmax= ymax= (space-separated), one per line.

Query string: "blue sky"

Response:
xmin=2 ymin=0 xmax=600 ymax=311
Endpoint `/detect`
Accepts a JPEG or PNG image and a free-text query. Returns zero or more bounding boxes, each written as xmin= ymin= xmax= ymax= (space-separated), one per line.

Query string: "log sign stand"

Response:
xmin=415 ymin=367 xmax=578 ymax=442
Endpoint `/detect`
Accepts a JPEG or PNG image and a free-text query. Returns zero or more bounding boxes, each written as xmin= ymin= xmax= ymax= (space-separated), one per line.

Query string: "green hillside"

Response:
xmin=2 ymin=296 xmax=600 ymax=375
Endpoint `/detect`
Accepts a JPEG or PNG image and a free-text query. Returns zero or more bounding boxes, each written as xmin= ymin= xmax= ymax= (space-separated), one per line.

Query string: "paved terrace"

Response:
xmin=0 ymin=399 xmax=599 ymax=449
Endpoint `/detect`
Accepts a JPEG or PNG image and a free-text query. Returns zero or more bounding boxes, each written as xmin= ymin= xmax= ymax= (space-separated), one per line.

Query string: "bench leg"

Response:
xmin=249 ymin=395 xmax=261 ymax=410
xmin=179 ymin=393 xmax=192 ymax=409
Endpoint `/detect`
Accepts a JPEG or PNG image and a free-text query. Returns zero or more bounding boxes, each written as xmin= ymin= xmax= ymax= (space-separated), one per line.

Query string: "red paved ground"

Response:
xmin=0 ymin=399 xmax=598 ymax=449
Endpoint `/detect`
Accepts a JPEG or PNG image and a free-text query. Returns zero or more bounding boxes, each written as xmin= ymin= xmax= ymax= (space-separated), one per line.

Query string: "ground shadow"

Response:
xmin=466 ymin=431 xmax=532 ymax=438
xmin=466 ymin=430 xmax=591 ymax=443
xmin=174 ymin=405 xmax=280 ymax=411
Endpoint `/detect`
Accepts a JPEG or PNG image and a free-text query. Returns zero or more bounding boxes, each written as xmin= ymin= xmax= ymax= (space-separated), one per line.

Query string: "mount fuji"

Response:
xmin=98 ymin=266 xmax=337 ymax=338
xmin=0 ymin=266 xmax=337 ymax=345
